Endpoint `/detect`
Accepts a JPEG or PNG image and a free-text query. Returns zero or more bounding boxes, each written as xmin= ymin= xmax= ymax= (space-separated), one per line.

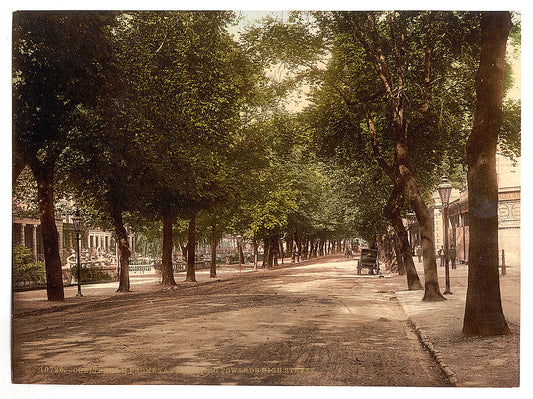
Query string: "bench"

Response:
xmin=357 ymin=248 xmax=380 ymax=275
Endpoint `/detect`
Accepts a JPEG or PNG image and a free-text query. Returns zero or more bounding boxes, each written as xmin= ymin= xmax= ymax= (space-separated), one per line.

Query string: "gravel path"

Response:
xmin=12 ymin=256 xmax=446 ymax=386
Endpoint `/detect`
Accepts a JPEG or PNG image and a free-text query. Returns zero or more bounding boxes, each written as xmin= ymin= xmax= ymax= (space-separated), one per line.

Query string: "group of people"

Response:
xmin=344 ymin=239 xmax=360 ymax=259
xmin=415 ymin=244 xmax=457 ymax=269
xmin=66 ymin=247 xmax=115 ymax=266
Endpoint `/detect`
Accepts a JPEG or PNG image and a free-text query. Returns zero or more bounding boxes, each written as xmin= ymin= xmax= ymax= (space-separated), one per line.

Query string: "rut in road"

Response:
xmin=12 ymin=256 xmax=447 ymax=386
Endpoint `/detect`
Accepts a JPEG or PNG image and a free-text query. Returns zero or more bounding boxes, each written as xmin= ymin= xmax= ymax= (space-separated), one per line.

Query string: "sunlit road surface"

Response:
xmin=12 ymin=255 xmax=446 ymax=386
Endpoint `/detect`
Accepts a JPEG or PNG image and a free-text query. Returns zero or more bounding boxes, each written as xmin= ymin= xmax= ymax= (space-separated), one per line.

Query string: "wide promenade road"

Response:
xmin=12 ymin=255 xmax=447 ymax=386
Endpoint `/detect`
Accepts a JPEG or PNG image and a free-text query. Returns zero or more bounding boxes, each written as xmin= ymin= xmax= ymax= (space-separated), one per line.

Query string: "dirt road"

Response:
xmin=12 ymin=256 xmax=447 ymax=386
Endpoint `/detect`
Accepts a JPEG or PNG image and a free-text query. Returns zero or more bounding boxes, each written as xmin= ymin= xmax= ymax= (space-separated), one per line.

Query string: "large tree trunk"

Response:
xmin=390 ymin=215 xmax=422 ymax=289
xmin=463 ymin=11 xmax=511 ymax=336
xmin=261 ymin=237 xmax=268 ymax=268
xmin=385 ymin=180 xmax=423 ymax=290
xmin=394 ymin=233 xmax=406 ymax=276
xmin=267 ymin=236 xmax=274 ymax=268
xmin=184 ymin=214 xmax=197 ymax=282
xmin=253 ymin=238 xmax=259 ymax=270
xmin=394 ymin=122 xmax=444 ymax=300
xmin=34 ymin=167 xmax=64 ymax=301
xmin=404 ymin=172 xmax=446 ymax=301
xmin=238 ymin=240 xmax=245 ymax=265
xmin=210 ymin=222 xmax=217 ymax=278
xmin=161 ymin=211 xmax=177 ymax=286
xmin=111 ymin=208 xmax=131 ymax=292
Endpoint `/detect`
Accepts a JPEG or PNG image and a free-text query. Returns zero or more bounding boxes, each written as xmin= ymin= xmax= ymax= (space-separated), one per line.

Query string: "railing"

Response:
xmin=128 ymin=260 xmax=209 ymax=274
xmin=129 ymin=264 xmax=156 ymax=274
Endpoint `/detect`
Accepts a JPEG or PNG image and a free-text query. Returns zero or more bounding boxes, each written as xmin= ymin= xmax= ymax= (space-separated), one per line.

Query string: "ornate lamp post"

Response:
xmin=72 ymin=210 xmax=83 ymax=297
xmin=437 ymin=176 xmax=453 ymax=295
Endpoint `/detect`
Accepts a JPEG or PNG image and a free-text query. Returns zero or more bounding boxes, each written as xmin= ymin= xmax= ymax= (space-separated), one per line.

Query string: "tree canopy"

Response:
xmin=13 ymin=10 xmax=520 ymax=303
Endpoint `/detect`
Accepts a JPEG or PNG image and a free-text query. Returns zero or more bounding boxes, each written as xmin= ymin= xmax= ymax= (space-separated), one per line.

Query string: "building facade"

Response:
xmin=408 ymin=154 xmax=520 ymax=266
xmin=12 ymin=214 xmax=135 ymax=265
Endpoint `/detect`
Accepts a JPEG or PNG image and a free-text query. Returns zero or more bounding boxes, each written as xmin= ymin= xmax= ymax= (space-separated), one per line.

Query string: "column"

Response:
xmin=20 ymin=223 xmax=26 ymax=247
xmin=32 ymin=224 xmax=38 ymax=261
xmin=56 ymin=219 xmax=64 ymax=264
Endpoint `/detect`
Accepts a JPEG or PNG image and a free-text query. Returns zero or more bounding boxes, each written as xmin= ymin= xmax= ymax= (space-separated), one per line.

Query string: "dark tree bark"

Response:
xmin=185 ymin=214 xmax=197 ymax=282
xmin=405 ymin=172 xmax=445 ymax=300
xmin=161 ymin=211 xmax=177 ymax=286
xmin=262 ymin=237 xmax=269 ymax=268
xmin=238 ymin=240 xmax=245 ymax=265
xmin=34 ymin=167 xmax=64 ymax=301
xmin=210 ymin=222 xmax=217 ymax=278
xmin=394 ymin=234 xmax=406 ymax=276
xmin=385 ymin=184 xmax=423 ymax=290
xmin=252 ymin=238 xmax=259 ymax=269
xmin=111 ymin=208 xmax=131 ymax=292
xmin=267 ymin=236 xmax=274 ymax=268
xmin=463 ymin=11 xmax=512 ymax=336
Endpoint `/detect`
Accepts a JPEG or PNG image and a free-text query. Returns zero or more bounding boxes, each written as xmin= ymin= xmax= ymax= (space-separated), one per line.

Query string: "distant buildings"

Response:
xmin=12 ymin=213 xmax=135 ymax=265
xmin=408 ymin=153 xmax=521 ymax=266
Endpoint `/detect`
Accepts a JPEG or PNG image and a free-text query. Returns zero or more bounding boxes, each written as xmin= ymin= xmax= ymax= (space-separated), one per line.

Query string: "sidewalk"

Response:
xmin=12 ymin=262 xmax=261 ymax=316
xmin=384 ymin=259 xmax=520 ymax=387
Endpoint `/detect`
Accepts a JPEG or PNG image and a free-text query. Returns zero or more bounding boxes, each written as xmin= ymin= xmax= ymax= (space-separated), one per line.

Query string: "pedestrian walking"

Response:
xmin=415 ymin=244 xmax=422 ymax=262
xmin=449 ymin=244 xmax=457 ymax=269
xmin=438 ymin=246 xmax=444 ymax=267
xmin=344 ymin=247 xmax=352 ymax=259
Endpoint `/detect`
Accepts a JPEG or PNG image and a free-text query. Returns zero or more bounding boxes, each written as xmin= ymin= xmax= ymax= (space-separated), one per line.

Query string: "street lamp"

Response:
xmin=72 ymin=210 xmax=83 ymax=297
xmin=437 ymin=176 xmax=453 ymax=295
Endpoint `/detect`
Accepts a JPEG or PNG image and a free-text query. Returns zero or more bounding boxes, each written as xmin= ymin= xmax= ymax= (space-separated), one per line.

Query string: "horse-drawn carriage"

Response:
xmin=356 ymin=248 xmax=380 ymax=275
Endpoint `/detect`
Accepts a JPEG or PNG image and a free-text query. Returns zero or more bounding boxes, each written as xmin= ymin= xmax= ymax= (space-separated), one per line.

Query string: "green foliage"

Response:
xmin=13 ymin=245 xmax=33 ymax=268
xmin=118 ymin=11 xmax=257 ymax=220
xmin=12 ymin=167 xmax=39 ymax=218
xmin=499 ymin=99 xmax=521 ymax=160
xmin=13 ymin=245 xmax=46 ymax=287
xmin=14 ymin=11 xmax=521 ymax=262
xmin=257 ymin=11 xmax=485 ymax=209
xmin=70 ymin=265 xmax=113 ymax=283
xmin=13 ymin=11 xmax=118 ymax=169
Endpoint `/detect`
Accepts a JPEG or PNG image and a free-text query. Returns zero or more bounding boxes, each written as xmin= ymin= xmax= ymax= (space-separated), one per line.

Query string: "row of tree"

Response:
xmin=243 ymin=10 xmax=520 ymax=335
xmin=13 ymin=11 xmax=520 ymax=336
xmin=12 ymin=11 xmax=359 ymax=299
